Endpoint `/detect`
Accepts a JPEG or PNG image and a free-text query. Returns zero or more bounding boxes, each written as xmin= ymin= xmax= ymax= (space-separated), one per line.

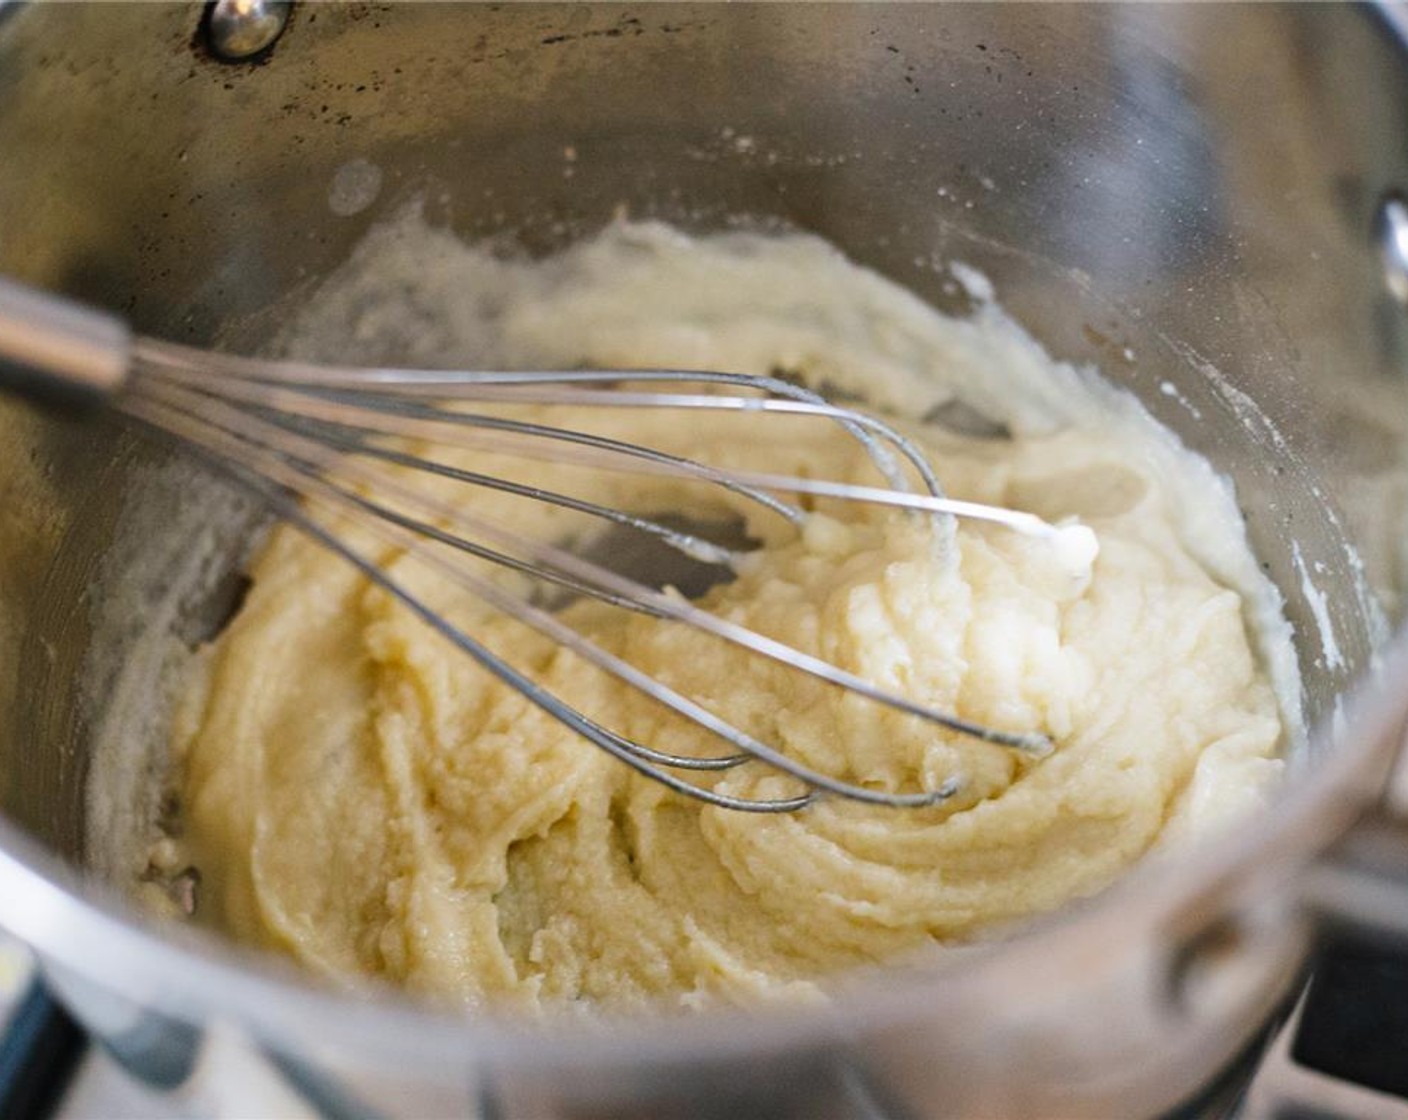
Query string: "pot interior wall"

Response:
xmin=0 ymin=3 xmax=1405 ymax=892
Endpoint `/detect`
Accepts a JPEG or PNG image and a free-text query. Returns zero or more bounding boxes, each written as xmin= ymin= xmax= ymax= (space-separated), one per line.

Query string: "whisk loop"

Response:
xmin=0 ymin=278 xmax=1074 ymax=813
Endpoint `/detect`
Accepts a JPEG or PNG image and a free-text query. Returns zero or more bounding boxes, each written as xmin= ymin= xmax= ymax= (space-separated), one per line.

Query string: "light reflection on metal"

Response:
xmin=1376 ymin=194 xmax=1408 ymax=306
xmin=204 ymin=0 xmax=290 ymax=62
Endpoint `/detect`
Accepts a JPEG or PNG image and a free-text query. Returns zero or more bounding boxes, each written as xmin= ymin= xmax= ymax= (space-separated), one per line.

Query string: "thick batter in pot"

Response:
xmin=160 ymin=216 xmax=1296 ymax=1012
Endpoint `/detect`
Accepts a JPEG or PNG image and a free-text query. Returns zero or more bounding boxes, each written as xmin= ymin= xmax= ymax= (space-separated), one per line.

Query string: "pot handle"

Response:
xmin=1300 ymin=724 xmax=1408 ymax=942
xmin=1236 ymin=736 xmax=1408 ymax=1118
xmin=1243 ymin=829 xmax=1408 ymax=1118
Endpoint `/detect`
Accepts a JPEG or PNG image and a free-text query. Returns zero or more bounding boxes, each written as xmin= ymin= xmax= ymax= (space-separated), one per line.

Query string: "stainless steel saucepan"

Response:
xmin=1 ymin=4 xmax=1407 ymax=1116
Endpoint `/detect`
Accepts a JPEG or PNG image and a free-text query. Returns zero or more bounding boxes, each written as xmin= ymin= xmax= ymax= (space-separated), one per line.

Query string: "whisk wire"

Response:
xmin=136 ymin=359 xmax=1053 ymax=538
xmin=150 ymin=369 xmax=809 ymax=526
xmin=111 ymin=346 xmax=1065 ymax=811
xmin=129 ymin=371 xmax=1053 ymax=755
xmin=121 ymin=388 xmax=945 ymax=811
xmin=134 ymin=340 xmax=932 ymax=498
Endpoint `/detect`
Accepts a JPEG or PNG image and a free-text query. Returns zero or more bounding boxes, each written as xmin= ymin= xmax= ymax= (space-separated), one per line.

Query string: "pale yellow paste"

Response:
xmin=169 ymin=219 xmax=1291 ymax=1012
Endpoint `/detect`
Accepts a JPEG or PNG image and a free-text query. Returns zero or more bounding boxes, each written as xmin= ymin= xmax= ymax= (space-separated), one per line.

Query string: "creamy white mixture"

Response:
xmin=150 ymin=213 xmax=1297 ymax=1012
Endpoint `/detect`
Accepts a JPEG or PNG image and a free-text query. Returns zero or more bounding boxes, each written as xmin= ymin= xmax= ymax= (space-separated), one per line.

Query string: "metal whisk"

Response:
xmin=0 ymin=278 xmax=1079 ymax=812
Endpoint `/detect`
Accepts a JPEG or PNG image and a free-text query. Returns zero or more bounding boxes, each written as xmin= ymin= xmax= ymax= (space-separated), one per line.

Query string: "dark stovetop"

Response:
xmin=1294 ymin=934 xmax=1408 ymax=1100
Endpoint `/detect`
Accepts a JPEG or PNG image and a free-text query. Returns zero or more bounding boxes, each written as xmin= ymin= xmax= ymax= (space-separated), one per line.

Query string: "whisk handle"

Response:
xmin=0 ymin=278 xmax=131 ymax=407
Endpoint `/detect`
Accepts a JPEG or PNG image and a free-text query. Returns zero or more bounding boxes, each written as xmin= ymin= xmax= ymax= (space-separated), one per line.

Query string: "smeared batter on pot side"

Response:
xmin=166 ymin=217 xmax=1295 ymax=1012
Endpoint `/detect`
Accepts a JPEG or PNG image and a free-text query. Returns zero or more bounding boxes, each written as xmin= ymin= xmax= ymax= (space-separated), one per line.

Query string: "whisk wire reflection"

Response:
xmin=116 ymin=340 xmax=1060 ymax=812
